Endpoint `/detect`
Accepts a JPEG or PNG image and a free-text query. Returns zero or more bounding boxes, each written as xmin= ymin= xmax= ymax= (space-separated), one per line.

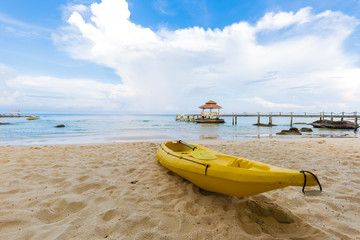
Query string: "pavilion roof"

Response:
xmin=199 ymin=100 xmax=222 ymax=109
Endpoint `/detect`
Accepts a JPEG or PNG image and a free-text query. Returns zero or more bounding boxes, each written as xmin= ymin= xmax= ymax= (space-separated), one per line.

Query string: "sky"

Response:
xmin=0 ymin=0 xmax=360 ymax=114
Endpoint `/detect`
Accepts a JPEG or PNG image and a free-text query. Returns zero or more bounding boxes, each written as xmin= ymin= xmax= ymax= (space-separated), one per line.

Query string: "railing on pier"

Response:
xmin=0 ymin=114 xmax=29 ymax=118
xmin=176 ymin=111 xmax=359 ymax=127
xmin=201 ymin=111 xmax=220 ymax=117
xmin=176 ymin=114 xmax=200 ymax=122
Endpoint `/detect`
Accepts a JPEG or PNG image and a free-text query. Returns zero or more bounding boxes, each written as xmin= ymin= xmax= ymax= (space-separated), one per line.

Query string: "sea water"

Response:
xmin=0 ymin=114 xmax=358 ymax=146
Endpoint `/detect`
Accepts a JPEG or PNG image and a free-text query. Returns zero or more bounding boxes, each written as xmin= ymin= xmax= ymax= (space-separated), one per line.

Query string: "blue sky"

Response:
xmin=0 ymin=0 xmax=359 ymax=114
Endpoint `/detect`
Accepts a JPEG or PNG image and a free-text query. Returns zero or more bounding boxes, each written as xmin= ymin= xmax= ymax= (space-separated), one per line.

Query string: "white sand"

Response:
xmin=0 ymin=139 xmax=359 ymax=239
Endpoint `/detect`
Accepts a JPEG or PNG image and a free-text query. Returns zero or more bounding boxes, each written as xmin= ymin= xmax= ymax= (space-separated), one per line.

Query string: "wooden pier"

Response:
xmin=0 ymin=114 xmax=30 ymax=118
xmin=176 ymin=114 xmax=201 ymax=122
xmin=176 ymin=112 xmax=359 ymax=127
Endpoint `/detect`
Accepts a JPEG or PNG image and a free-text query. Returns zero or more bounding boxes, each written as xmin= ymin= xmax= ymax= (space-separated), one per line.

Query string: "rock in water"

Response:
xmin=276 ymin=127 xmax=302 ymax=135
xmin=26 ymin=116 xmax=40 ymax=120
xmin=289 ymin=127 xmax=300 ymax=132
xmin=311 ymin=120 xmax=359 ymax=130
xmin=55 ymin=124 xmax=65 ymax=128
xmin=300 ymin=127 xmax=313 ymax=132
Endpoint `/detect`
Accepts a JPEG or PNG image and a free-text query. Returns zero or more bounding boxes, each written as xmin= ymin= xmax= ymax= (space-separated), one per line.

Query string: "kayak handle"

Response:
xmin=300 ymin=170 xmax=322 ymax=194
xmin=179 ymin=140 xmax=197 ymax=151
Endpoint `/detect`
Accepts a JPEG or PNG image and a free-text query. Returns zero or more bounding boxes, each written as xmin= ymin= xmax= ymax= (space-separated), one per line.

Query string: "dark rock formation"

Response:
xmin=55 ymin=124 xmax=65 ymax=128
xmin=253 ymin=123 xmax=277 ymax=127
xmin=311 ymin=120 xmax=359 ymax=130
xmin=276 ymin=127 xmax=302 ymax=135
xmin=300 ymin=127 xmax=313 ymax=132
xmin=195 ymin=118 xmax=225 ymax=123
xmin=0 ymin=122 xmax=10 ymax=125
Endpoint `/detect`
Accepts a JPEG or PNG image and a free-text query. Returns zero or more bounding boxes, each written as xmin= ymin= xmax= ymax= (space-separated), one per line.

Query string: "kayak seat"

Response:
xmin=229 ymin=158 xmax=270 ymax=170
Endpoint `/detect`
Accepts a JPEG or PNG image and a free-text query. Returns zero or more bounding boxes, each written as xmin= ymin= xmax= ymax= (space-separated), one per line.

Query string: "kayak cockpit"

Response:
xmin=164 ymin=141 xmax=270 ymax=171
xmin=227 ymin=158 xmax=271 ymax=170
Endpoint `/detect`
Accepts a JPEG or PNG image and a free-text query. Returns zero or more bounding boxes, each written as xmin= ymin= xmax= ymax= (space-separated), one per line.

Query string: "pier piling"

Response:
xmin=175 ymin=112 xmax=360 ymax=129
xmin=355 ymin=112 xmax=358 ymax=126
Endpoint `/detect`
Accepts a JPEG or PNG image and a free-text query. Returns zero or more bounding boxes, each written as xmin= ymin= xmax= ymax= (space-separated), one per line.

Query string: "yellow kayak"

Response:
xmin=156 ymin=140 xmax=322 ymax=197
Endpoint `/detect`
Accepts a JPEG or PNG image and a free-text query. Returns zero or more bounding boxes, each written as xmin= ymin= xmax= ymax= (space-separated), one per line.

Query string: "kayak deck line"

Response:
xmin=157 ymin=140 xmax=323 ymax=196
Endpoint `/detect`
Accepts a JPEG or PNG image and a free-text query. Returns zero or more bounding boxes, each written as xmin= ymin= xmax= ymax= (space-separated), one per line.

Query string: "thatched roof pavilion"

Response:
xmin=199 ymin=100 xmax=222 ymax=110
xmin=196 ymin=100 xmax=224 ymax=123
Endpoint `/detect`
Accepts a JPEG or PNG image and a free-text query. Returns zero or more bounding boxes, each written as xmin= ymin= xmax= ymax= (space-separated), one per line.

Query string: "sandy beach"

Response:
xmin=0 ymin=139 xmax=359 ymax=239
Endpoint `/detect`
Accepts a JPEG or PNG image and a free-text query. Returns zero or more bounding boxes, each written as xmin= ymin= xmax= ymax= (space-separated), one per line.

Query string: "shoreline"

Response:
xmin=1 ymin=139 xmax=359 ymax=239
xmin=1 ymin=131 xmax=359 ymax=147
xmin=1 ymin=114 xmax=359 ymax=146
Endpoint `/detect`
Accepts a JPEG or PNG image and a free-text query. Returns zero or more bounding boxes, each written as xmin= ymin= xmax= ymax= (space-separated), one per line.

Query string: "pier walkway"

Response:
xmin=176 ymin=112 xmax=359 ymax=127
xmin=0 ymin=114 xmax=30 ymax=118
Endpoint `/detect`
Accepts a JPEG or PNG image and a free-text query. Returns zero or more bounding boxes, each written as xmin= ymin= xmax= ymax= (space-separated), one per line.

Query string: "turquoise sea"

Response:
xmin=0 ymin=114 xmax=358 ymax=146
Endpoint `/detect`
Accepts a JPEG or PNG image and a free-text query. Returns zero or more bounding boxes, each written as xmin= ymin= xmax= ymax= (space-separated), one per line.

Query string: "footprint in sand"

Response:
xmin=72 ymin=182 xmax=101 ymax=194
xmin=0 ymin=219 xmax=28 ymax=234
xmin=49 ymin=177 xmax=66 ymax=184
xmin=236 ymin=199 xmax=327 ymax=238
xmin=100 ymin=208 xmax=119 ymax=222
xmin=35 ymin=198 xmax=87 ymax=224
xmin=77 ymin=175 xmax=89 ymax=182
xmin=151 ymin=212 xmax=181 ymax=233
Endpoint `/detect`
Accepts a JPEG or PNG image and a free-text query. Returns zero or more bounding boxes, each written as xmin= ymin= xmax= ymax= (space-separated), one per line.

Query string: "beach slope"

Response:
xmin=0 ymin=139 xmax=359 ymax=239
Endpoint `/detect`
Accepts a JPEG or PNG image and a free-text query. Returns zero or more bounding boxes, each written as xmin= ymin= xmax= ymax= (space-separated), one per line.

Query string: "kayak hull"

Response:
xmin=156 ymin=141 xmax=319 ymax=197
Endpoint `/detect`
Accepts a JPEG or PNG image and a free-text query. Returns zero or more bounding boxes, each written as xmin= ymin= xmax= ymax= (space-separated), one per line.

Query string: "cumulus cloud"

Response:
xmin=1 ymin=1 xmax=357 ymax=113
xmin=0 ymin=62 xmax=138 ymax=112
xmin=53 ymin=0 xmax=360 ymax=113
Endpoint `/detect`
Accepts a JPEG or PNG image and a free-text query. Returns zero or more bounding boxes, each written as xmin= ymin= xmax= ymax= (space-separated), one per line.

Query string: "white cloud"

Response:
xmin=255 ymin=7 xmax=312 ymax=31
xmin=241 ymin=97 xmax=315 ymax=110
xmin=0 ymin=63 xmax=137 ymax=112
xmin=0 ymin=12 xmax=52 ymax=39
xmin=0 ymin=64 xmax=21 ymax=106
xmin=33 ymin=1 xmax=360 ymax=112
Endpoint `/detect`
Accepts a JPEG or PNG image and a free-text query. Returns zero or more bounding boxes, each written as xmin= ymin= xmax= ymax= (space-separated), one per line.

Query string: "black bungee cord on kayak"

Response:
xmin=300 ymin=170 xmax=322 ymax=194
